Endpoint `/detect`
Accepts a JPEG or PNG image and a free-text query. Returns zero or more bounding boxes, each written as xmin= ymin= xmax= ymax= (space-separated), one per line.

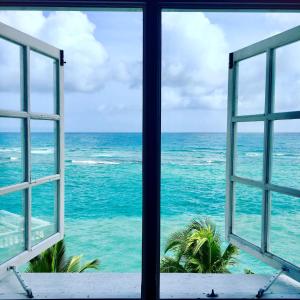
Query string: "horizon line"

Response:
xmin=2 ymin=131 xmax=300 ymax=133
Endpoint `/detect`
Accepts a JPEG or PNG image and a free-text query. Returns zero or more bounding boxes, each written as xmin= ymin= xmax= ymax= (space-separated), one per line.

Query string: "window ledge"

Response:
xmin=1 ymin=273 xmax=300 ymax=299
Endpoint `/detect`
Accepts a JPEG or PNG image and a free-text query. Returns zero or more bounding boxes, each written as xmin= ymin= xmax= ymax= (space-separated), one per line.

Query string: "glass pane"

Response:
xmin=31 ymin=120 xmax=56 ymax=180
xmin=270 ymin=192 xmax=300 ymax=267
xmin=0 ymin=191 xmax=25 ymax=264
xmin=237 ymin=54 xmax=266 ymax=116
xmin=32 ymin=182 xmax=57 ymax=246
xmin=61 ymin=10 xmax=143 ymax=279
xmin=0 ymin=38 xmax=21 ymax=111
xmin=235 ymin=122 xmax=264 ymax=181
xmin=272 ymin=120 xmax=300 ymax=189
xmin=274 ymin=41 xmax=300 ymax=112
xmin=233 ymin=182 xmax=262 ymax=247
xmin=0 ymin=118 xmax=23 ymax=187
xmin=30 ymin=51 xmax=56 ymax=114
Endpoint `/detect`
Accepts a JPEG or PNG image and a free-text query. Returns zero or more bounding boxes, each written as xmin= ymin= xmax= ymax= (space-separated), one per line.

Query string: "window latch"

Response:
xmin=8 ymin=266 xmax=34 ymax=298
xmin=228 ymin=52 xmax=234 ymax=69
xmin=60 ymin=50 xmax=66 ymax=66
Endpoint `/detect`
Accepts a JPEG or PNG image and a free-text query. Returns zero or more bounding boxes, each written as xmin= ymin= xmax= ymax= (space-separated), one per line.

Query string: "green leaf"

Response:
xmin=26 ymin=239 xmax=100 ymax=273
xmin=79 ymin=259 xmax=100 ymax=273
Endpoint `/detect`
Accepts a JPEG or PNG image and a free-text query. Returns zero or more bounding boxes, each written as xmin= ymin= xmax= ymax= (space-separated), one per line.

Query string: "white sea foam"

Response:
xmin=0 ymin=148 xmax=21 ymax=153
xmin=98 ymin=154 xmax=113 ymax=157
xmin=274 ymin=153 xmax=285 ymax=156
xmin=203 ymin=158 xmax=225 ymax=164
xmin=92 ymin=153 xmax=114 ymax=158
xmin=193 ymin=160 xmax=216 ymax=166
xmin=0 ymin=156 xmax=18 ymax=162
xmin=245 ymin=152 xmax=261 ymax=157
xmin=32 ymin=148 xmax=54 ymax=155
xmin=70 ymin=159 xmax=119 ymax=165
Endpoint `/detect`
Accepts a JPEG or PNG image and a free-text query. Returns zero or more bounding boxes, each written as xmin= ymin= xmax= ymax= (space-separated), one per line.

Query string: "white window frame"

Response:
xmin=0 ymin=21 xmax=64 ymax=273
xmin=226 ymin=25 xmax=300 ymax=282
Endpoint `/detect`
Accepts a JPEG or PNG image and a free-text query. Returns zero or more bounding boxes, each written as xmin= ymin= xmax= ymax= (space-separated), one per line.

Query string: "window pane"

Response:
xmin=0 ymin=191 xmax=25 ymax=264
xmin=0 ymin=38 xmax=21 ymax=111
xmin=65 ymin=133 xmax=142 ymax=271
xmin=270 ymin=192 xmax=300 ymax=267
xmin=272 ymin=120 xmax=300 ymax=190
xmin=30 ymin=51 xmax=56 ymax=114
xmin=0 ymin=118 xmax=23 ymax=187
xmin=274 ymin=41 xmax=300 ymax=112
xmin=235 ymin=122 xmax=264 ymax=181
xmin=237 ymin=54 xmax=266 ymax=116
xmin=59 ymin=10 xmax=143 ymax=279
xmin=31 ymin=120 xmax=57 ymax=180
xmin=233 ymin=182 xmax=262 ymax=247
xmin=32 ymin=181 xmax=57 ymax=246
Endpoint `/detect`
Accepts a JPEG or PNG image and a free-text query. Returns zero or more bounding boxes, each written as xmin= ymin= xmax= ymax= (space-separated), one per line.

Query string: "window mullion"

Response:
xmin=21 ymin=45 xmax=32 ymax=252
xmin=261 ymin=48 xmax=275 ymax=253
xmin=142 ymin=3 xmax=161 ymax=300
xmin=226 ymin=53 xmax=238 ymax=240
xmin=57 ymin=54 xmax=64 ymax=236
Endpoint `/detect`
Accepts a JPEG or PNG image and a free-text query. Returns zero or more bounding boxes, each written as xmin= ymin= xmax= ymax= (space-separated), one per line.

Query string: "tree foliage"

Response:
xmin=160 ymin=218 xmax=239 ymax=273
xmin=26 ymin=239 xmax=100 ymax=273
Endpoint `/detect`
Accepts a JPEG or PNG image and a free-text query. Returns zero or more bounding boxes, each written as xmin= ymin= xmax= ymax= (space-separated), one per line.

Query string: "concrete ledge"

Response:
xmin=0 ymin=273 xmax=300 ymax=299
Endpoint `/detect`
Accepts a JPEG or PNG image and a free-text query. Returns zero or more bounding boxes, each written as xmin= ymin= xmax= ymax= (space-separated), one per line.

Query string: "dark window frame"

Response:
xmin=1 ymin=2 xmax=300 ymax=300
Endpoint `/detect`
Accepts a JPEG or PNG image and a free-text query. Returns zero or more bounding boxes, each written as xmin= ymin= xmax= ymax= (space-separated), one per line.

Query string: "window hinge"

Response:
xmin=256 ymin=267 xmax=288 ymax=298
xmin=8 ymin=266 xmax=34 ymax=298
xmin=60 ymin=50 xmax=66 ymax=66
xmin=229 ymin=52 xmax=234 ymax=69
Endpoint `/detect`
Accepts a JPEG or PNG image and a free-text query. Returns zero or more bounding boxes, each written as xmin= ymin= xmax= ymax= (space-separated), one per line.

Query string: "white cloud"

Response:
xmin=0 ymin=11 xmax=140 ymax=93
xmin=162 ymin=87 xmax=189 ymax=109
xmin=93 ymin=10 xmax=233 ymax=113
xmin=161 ymin=12 xmax=229 ymax=111
xmin=161 ymin=12 xmax=300 ymax=113
xmin=0 ymin=37 xmax=21 ymax=93
xmin=263 ymin=13 xmax=300 ymax=112
xmin=266 ymin=13 xmax=300 ymax=30
xmin=112 ymin=60 xmax=142 ymax=88
xmin=1 ymin=11 xmax=299 ymax=116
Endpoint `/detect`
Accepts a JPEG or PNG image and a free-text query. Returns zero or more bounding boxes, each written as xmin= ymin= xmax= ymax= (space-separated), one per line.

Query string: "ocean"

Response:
xmin=0 ymin=132 xmax=299 ymax=273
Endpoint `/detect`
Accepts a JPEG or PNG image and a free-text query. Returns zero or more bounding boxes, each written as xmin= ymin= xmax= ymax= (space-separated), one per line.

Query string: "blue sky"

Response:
xmin=0 ymin=11 xmax=299 ymax=132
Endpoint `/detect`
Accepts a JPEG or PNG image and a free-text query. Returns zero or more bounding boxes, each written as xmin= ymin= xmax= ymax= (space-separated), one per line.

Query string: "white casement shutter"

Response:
xmin=226 ymin=25 xmax=300 ymax=282
xmin=0 ymin=21 xmax=64 ymax=273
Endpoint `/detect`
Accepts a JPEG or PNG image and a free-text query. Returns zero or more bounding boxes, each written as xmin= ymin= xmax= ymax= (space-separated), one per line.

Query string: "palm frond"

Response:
xmin=185 ymin=257 xmax=203 ymax=273
xmin=221 ymin=243 xmax=239 ymax=266
xmin=26 ymin=240 xmax=67 ymax=273
xmin=161 ymin=218 xmax=240 ymax=274
xmin=164 ymin=230 xmax=188 ymax=252
xmin=26 ymin=239 xmax=100 ymax=273
xmin=64 ymin=255 xmax=82 ymax=272
xmin=79 ymin=259 xmax=100 ymax=272
xmin=160 ymin=256 xmax=186 ymax=273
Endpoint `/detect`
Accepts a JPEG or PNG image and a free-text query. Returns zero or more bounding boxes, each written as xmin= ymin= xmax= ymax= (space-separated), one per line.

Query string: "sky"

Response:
xmin=0 ymin=10 xmax=299 ymax=132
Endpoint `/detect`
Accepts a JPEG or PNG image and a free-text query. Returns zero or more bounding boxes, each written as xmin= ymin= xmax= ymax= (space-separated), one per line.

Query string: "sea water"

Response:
xmin=0 ymin=132 xmax=299 ymax=273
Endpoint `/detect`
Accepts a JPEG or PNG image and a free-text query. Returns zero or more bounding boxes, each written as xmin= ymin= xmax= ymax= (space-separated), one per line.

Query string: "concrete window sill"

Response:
xmin=1 ymin=273 xmax=300 ymax=299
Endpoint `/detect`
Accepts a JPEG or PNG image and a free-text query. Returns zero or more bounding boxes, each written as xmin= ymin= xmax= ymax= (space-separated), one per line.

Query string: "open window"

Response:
xmin=0 ymin=21 xmax=64 ymax=273
xmin=226 ymin=25 xmax=300 ymax=282
xmin=0 ymin=5 xmax=300 ymax=300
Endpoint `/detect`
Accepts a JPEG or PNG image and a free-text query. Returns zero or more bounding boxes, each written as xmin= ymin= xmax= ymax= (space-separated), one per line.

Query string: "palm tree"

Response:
xmin=160 ymin=218 xmax=238 ymax=273
xmin=26 ymin=239 xmax=100 ymax=273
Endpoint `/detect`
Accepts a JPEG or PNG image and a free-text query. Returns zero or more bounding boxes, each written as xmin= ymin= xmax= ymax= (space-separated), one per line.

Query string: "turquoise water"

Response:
xmin=0 ymin=132 xmax=299 ymax=273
